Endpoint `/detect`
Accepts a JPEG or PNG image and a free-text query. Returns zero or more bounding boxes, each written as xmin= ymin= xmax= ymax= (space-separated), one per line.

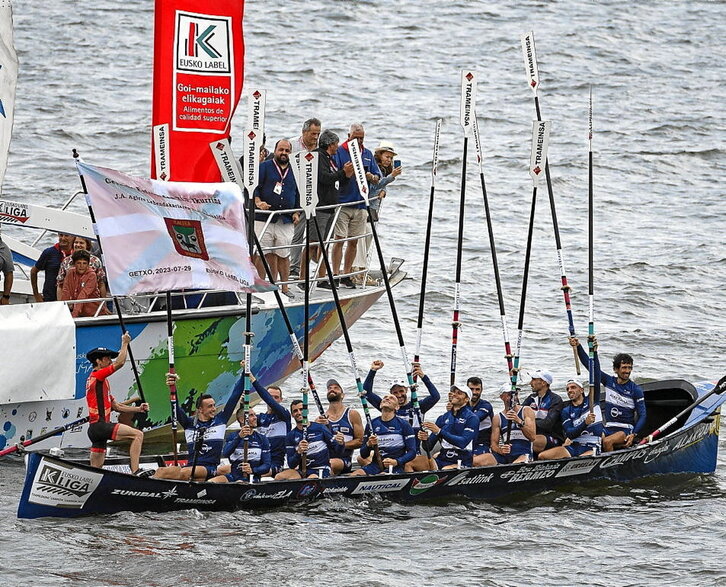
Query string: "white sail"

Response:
xmin=0 ymin=2 xmax=18 ymax=193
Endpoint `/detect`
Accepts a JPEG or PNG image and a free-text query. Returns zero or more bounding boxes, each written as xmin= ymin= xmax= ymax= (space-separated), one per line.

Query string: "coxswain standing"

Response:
xmin=351 ymin=394 xmax=416 ymax=476
xmin=85 ymin=333 xmax=149 ymax=475
xmin=152 ymin=366 xmax=244 ymax=481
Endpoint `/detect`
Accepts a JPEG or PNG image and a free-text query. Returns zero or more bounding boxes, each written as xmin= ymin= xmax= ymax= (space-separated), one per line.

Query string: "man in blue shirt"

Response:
xmin=31 ymin=232 xmax=72 ymax=302
xmin=467 ymin=376 xmax=495 ymax=466
xmin=253 ymin=139 xmax=300 ymax=295
xmin=330 ymin=123 xmax=380 ymax=289
xmin=521 ymin=369 xmax=565 ymax=455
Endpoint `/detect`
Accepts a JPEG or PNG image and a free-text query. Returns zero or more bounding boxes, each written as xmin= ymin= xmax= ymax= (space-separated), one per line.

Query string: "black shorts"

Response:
xmin=88 ymin=421 xmax=119 ymax=452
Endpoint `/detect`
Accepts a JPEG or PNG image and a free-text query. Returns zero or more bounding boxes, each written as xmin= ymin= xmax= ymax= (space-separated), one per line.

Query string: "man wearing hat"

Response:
xmin=418 ymin=383 xmax=479 ymax=470
xmin=85 ymin=332 xmax=149 ymax=474
xmin=522 ymin=369 xmax=565 ymax=455
xmin=539 ymin=377 xmax=604 ymax=460
xmin=316 ymin=378 xmax=363 ymax=475
xmin=486 ymin=384 xmax=537 ymax=465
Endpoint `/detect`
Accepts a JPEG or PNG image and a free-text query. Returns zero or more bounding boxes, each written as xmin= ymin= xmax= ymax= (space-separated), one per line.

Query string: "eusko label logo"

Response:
xmin=29 ymin=459 xmax=103 ymax=508
xmin=175 ymin=12 xmax=231 ymax=74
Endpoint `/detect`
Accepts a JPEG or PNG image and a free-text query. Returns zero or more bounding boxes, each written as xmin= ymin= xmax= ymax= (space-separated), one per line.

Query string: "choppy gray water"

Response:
xmin=1 ymin=1 xmax=725 ymax=585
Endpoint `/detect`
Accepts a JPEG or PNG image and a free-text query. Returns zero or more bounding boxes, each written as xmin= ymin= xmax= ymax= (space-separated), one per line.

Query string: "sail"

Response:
xmin=0 ymin=1 xmax=18 ymax=192
xmin=77 ymin=161 xmax=272 ymax=296
xmin=151 ymin=0 xmax=245 ymax=182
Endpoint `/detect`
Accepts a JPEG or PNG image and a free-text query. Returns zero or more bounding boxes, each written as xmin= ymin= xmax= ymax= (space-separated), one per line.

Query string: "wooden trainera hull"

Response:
xmin=17 ymin=378 xmax=724 ymax=519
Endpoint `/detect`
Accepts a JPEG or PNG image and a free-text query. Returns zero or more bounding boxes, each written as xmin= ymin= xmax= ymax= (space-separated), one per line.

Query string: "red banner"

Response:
xmin=151 ymin=0 xmax=245 ymax=182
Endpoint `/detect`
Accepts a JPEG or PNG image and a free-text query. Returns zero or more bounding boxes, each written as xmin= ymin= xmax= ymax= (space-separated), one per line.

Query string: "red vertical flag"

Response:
xmin=151 ymin=0 xmax=245 ymax=182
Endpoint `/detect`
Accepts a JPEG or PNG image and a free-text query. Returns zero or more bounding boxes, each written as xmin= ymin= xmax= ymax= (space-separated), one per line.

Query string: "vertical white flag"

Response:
xmin=0 ymin=2 xmax=18 ymax=192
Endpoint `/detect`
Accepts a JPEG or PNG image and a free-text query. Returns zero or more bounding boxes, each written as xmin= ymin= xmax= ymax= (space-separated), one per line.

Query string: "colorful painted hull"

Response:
xmin=0 ymin=277 xmax=396 ymax=452
xmin=16 ymin=379 xmax=725 ymax=519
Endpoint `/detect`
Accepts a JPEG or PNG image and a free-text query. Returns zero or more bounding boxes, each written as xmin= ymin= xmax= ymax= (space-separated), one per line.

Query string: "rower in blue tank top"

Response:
xmin=419 ymin=384 xmax=479 ymax=469
xmin=539 ymin=378 xmax=605 ymax=460
xmin=352 ymin=394 xmax=417 ymax=476
xmin=477 ymin=385 xmax=537 ymax=465
xmin=248 ymin=370 xmax=291 ymax=475
xmin=317 ymin=379 xmax=363 ymax=475
xmin=467 ymin=376 xmax=495 ymax=467
xmin=276 ymin=400 xmax=339 ymax=480
xmin=209 ymin=408 xmax=272 ymax=483
xmin=521 ymin=369 xmax=565 ymax=455
xmin=570 ymin=336 xmax=646 ymax=452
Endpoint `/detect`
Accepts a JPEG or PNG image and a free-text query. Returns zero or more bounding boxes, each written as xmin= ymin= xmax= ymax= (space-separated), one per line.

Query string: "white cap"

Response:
xmin=451 ymin=384 xmax=473 ymax=400
xmin=565 ymin=377 xmax=586 ymax=389
xmin=531 ymin=369 xmax=553 ymax=386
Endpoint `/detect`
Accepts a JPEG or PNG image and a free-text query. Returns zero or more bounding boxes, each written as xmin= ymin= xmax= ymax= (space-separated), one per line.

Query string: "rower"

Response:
xmin=351 ymin=394 xmax=416 ymax=476
xmin=209 ymin=408 xmax=271 ymax=483
xmin=276 ymin=400 xmax=340 ymax=479
xmin=152 ymin=367 xmax=244 ymax=481
xmin=521 ymin=369 xmax=565 ymax=455
xmin=467 ymin=376 xmax=495 ymax=466
xmin=418 ymin=384 xmax=478 ymax=470
xmin=539 ymin=378 xmax=604 ymax=460
xmin=570 ymin=336 xmax=646 ymax=451
xmin=486 ymin=385 xmax=536 ymax=465
xmin=85 ymin=334 xmax=150 ymax=475
xmin=316 ymin=379 xmax=363 ymax=475
xmin=363 ymin=359 xmax=441 ymax=472
xmin=247 ymin=368 xmax=291 ymax=476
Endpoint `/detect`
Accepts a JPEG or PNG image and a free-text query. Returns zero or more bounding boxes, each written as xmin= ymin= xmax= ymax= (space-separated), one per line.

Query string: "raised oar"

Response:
xmin=0 ymin=416 xmax=89 ymax=458
xmin=587 ymin=87 xmax=596 ymax=413
xmin=413 ymin=119 xmax=442 ymax=376
xmin=451 ymin=69 xmax=477 ymax=386
xmin=506 ymin=120 xmax=551 ymax=442
xmin=521 ymin=31 xmax=580 ymax=374
xmin=472 ymin=115 xmax=514 ymax=377
xmin=348 ymin=139 xmax=427 ymax=455
xmin=640 ymin=375 xmax=726 ymax=445
xmin=313 ymin=214 xmax=383 ymax=470
xmin=165 ymin=291 xmax=180 ymax=466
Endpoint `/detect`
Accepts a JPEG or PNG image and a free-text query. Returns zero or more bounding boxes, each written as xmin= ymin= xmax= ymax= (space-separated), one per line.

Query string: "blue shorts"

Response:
xmin=304 ymin=465 xmax=331 ymax=478
xmin=493 ymin=450 xmax=532 ymax=465
xmin=564 ymin=443 xmax=599 ymax=457
xmin=331 ymin=455 xmax=352 ymax=474
xmin=543 ymin=435 xmax=563 ymax=450
xmin=186 ymin=464 xmax=217 ymax=480
xmin=435 ymin=449 xmax=472 ymax=469
xmin=362 ymin=462 xmax=405 ymax=475
xmin=224 ymin=472 xmax=263 ymax=483
xmin=604 ymin=425 xmax=633 ymax=437
xmin=474 ymin=444 xmax=491 ymax=455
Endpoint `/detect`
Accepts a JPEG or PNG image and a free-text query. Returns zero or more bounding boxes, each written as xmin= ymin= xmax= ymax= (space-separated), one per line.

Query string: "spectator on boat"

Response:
xmin=253 ymin=139 xmax=300 ymax=296
xmin=521 ymin=369 xmax=565 ymax=455
xmin=539 ymin=378 xmax=605 ymax=460
xmin=152 ymin=367 xmax=245 ymax=481
xmin=418 ymin=384 xmax=479 ymax=470
xmin=330 ymin=123 xmax=381 ymax=289
xmin=468 ymin=376 xmax=496 ymax=466
xmin=288 ymin=118 xmax=322 ymax=279
xmin=0 ymin=233 xmax=13 ymax=305
xmin=363 ymin=359 xmax=441 ymax=472
xmin=56 ymin=236 xmax=106 ymax=301
xmin=246 ymin=367 xmax=291 ymax=476
xmin=351 ymin=393 xmax=417 ymax=476
xmin=570 ymin=336 xmax=646 ymax=451
xmin=299 ymin=129 xmax=354 ymax=287
xmin=85 ymin=334 xmax=150 ymax=475
xmin=209 ymin=407 xmax=271 ymax=483
xmin=482 ymin=385 xmax=537 ymax=465
xmin=351 ymin=141 xmax=403 ymax=280
xmin=275 ymin=399 xmax=339 ymax=480
xmin=30 ymin=232 xmax=72 ymax=302
xmin=315 ymin=378 xmax=364 ymax=475
xmin=60 ymin=250 xmax=109 ymax=318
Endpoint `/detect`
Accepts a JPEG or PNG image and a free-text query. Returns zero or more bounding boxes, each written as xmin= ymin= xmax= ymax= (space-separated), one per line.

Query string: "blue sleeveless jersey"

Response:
xmin=253 ymin=380 xmax=292 ymax=468
xmin=286 ymin=422 xmax=334 ymax=471
xmin=498 ymin=407 xmax=532 ymax=457
xmin=222 ymin=430 xmax=272 ymax=481
xmin=328 ymin=407 xmax=354 ymax=459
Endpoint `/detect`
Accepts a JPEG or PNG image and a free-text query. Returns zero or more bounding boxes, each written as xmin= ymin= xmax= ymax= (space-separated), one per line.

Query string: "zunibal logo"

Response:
xmin=409 ymin=473 xmax=446 ymax=496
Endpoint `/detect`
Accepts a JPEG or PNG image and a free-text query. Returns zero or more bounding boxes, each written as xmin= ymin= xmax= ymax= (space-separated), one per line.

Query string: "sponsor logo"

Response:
xmin=446 ymin=471 xmax=495 ymax=486
xmin=351 ymin=478 xmax=409 ymax=495
xmin=0 ymin=200 xmax=30 ymax=224
xmin=240 ymin=489 xmax=293 ymax=502
xmin=174 ymin=497 xmax=216 ymax=505
xmin=409 ymin=473 xmax=447 ymax=496
xmin=555 ymin=459 xmax=599 ymax=478
xmin=642 ymin=442 xmax=671 ymax=464
xmin=176 ymin=12 xmax=231 ymax=74
xmin=297 ymin=483 xmax=319 ymax=498
xmin=598 ymin=448 xmax=647 ymax=469
xmin=164 ymin=217 xmax=209 ymax=260
xmin=499 ymin=463 xmax=560 ymax=483
xmin=29 ymin=460 xmax=103 ymax=509
xmin=321 ymin=485 xmax=349 ymax=495
xmin=110 ymin=486 xmax=178 ymax=500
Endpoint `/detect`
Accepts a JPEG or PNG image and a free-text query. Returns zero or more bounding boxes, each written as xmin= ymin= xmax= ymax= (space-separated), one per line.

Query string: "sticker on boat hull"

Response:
xmin=29 ymin=458 xmax=102 ymax=509
xmin=351 ymin=478 xmax=409 ymax=495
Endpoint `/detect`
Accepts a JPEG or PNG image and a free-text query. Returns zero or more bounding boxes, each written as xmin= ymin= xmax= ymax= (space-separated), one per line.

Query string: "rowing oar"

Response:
xmin=348 ymin=137 xmax=429 ymax=458
xmin=165 ymin=291 xmax=180 ymax=466
xmin=413 ymin=119 xmax=442 ymax=380
xmin=313 ymin=214 xmax=384 ymax=470
xmin=587 ymin=86 xmax=596 ymax=414
xmin=451 ymin=69 xmax=477 ymax=386
xmin=472 ymin=115 xmax=514 ymax=377
xmin=0 ymin=416 xmax=89 ymax=458
xmin=520 ymin=32 xmax=580 ymax=374
xmin=506 ymin=120 xmax=551 ymax=442
xmin=640 ymin=375 xmax=726 ymax=445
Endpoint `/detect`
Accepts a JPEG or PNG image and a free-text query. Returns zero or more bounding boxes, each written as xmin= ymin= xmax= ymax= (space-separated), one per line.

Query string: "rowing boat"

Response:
xmin=17 ymin=377 xmax=724 ymax=518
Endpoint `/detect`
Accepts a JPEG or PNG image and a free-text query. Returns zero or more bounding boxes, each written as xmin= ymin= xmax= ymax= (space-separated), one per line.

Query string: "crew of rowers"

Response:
xmin=145 ymin=336 xmax=646 ymax=482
